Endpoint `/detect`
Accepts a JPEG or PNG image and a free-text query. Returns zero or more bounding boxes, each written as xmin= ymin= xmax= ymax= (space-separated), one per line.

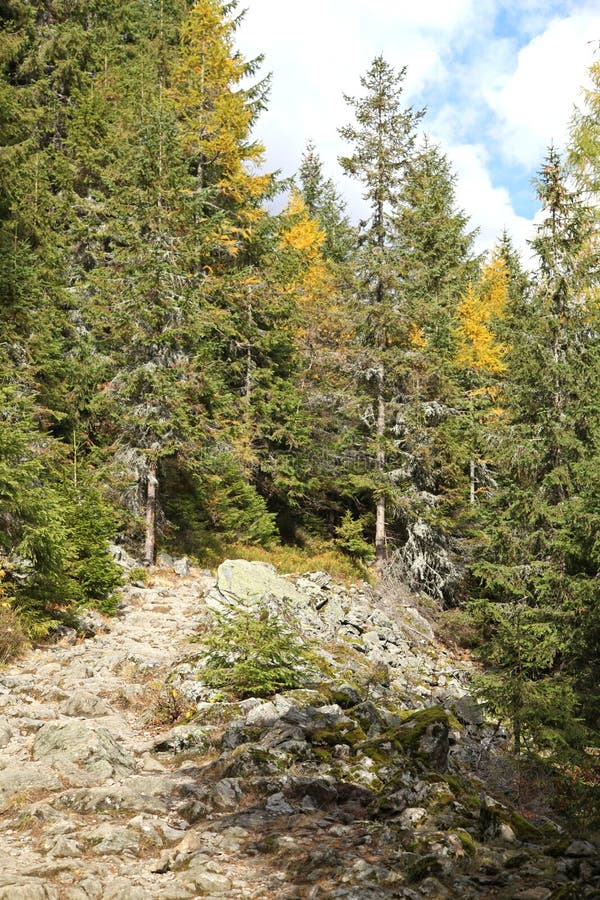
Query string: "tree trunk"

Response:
xmin=375 ymin=364 xmax=386 ymax=564
xmin=469 ymin=458 xmax=476 ymax=505
xmin=144 ymin=460 xmax=158 ymax=564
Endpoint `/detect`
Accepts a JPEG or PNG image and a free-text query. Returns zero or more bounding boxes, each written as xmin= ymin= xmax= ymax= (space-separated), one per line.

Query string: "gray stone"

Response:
xmin=265 ymin=791 xmax=294 ymax=815
xmin=153 ymin=724 xmax=211 ymax=753
xmin=82 ymin=823 xmax=142 ymax=855
xmin=103 ymin=881 xmax=151 ymax=899
xmin=157 ymin=552 xmax=175 ymax=568
xmin=205 ymin=559 xmax=305 ymax=613
xmin=565 ymin=840 xmax=598 ymax=857
xmin=398 ymin=807 xmax=428 ymax=827
xmin=55 ymin=781 xmax=168 ymax=815
xmin=211 ymin=778 xmax=242 ymax=809
xmin=173 ymin=557 xmax=190 ymax=577
xmin=0 ymin=722 xmax=12 ymax=748
xmin=59 ymin=690 xmax=113 ymax=718
xmin=32 ymin=721 xmax=135 ymax=777
xmin=47 ymin=835 xmax=82 ymax=857
xmin=180 ymin=870 xmax=232 ymax=895
xmin=0 ymin=885 xmax=59 ymax=900
xmin=77 ymin=609 xmax=110 ymax=637
xmin=454 ymin=694 xmax=485 ymax=726
xmin=109 ymin=543 xmax=139 ymax=570
xmin=245 ymin=701 xmax=279 ymax=727
xmin=0 ymin=764 xmax=61 ymax=812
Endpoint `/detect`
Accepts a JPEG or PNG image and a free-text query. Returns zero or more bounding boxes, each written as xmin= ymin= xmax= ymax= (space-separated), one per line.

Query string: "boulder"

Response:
xmin=205 ymin=559 xmax=305 ymax=613
xmin=157 ymin=552 xmax=175 ymax=568
xmin=173 ymin=557 xmax=190 ymax=577
xmin=32 ymin=722 xmax=135 ymax=777
xmin=0 ymin=764 xmax=61 ymax=811
xmin=59 ymin=690 xmax=113 ymax=718
xmin=76 ymin=609 xmax=110 ymax=638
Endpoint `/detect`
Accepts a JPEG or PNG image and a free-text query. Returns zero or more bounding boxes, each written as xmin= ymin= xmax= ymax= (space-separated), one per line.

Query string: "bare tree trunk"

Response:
xmin=375 ymin=364 xmax=386 ymax=564
xmin=144 ymin=461 xmax=158 ymax=565
xmin=469 ymin=458 xmax=476 ymax=505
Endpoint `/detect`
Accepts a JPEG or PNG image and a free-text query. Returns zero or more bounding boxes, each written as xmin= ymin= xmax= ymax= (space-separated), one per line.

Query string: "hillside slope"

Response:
xmin=0 ymin=561 xmax=597 ymax=899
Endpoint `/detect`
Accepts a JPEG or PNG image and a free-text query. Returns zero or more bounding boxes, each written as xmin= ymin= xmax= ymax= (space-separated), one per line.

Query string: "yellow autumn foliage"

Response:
xmin=456 ymin=255 xmax=509 ymax=375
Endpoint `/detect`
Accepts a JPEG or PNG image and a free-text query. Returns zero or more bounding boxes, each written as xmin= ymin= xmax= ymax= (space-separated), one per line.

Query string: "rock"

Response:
xmin=222 ymin=745 xmax=283 ymax=777
xmin=59 ymin=690 xmax=113 ymax=718
xmin=205 ymin=559 xmax=305 ymax=613
xmin=265 ymin=791 xmax=294 ymax=815
xmin=499 ymin=823 xmax=517 ymax=844
xmin=565 ymin=840 xmax=598 ymax=857
xmin=245 ymin=701 xmax=280 ymax=727
xmin=399 ymin=807 xmax=428 ymax=827
xmin=32 ymin=722 xmax=135 ymax=777
xmin=211 ymin=778 xmax=242 ymax=809
xmin=47 ymin=835 xmax=82 ymax=857
xmin=173 ymin=557 xmax=190 ymax=577
xmin=109 ymin=543 xmax=139 ymax=569
xmin=153 ymin=725 xmax=212 ymax=753
xmin=453 ymin=694 xmax=485 ymax=726
xmin=179 ymin=870 xmax=232 ymax=895
xmin=77 ymin=609 xmax=110 ymax=637
xmin=81 ymin=823 xmax=143 ymax=855
xmin=324 ymin=683 xmax=364 ymax=709
xmin=0 ymin=884 xmax=59 ymax=900
xmin=0 ymin=721 xmax=12 ymax=748
xmin=55 ymin=780 xmax=168 ymax=815
xmin=157 ymin=552 xmax=175 ymax=568
xmin=0 ymin=764 xmax=61 ymax=812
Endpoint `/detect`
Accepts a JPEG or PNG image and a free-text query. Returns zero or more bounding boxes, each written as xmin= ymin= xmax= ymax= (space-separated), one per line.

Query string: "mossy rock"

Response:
xmin=454 ymin=829 xmax=477 ymax=855
xmin=405 ymin=854 xmax=444 ymax=883
xmin=279 ymin=688 xmax=329 ymax=706
xmin=321 ymin=683 xmax=365 ymax=709
xmin=222 ymin=745 xmax=286 ymax=777
xmin=358 ymin=706 xmax=451 ymax=770
xmin=309 ymin=723 xmax=367 ymax=748
xmin=503 ymin=810 xmax=543 ymax=840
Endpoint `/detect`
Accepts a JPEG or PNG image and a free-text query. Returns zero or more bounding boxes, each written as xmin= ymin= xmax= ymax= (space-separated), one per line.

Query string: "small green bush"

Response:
xmin=335 ymin=511 xmax=374 ymax=563
xmin=196 ymin=604 xmax=315 ymax=699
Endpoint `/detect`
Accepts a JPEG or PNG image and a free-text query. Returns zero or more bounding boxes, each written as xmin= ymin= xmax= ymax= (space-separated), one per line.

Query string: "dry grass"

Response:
xmin=0 ymin=605 xmax=28 ymax=665
xmin=220 ymin=541 xmax=372 ymax=585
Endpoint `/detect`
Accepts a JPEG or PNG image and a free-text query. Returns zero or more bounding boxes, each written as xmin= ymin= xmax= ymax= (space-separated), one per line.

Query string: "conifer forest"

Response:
xmin=1 ymin=0 xmax=600 ymax=878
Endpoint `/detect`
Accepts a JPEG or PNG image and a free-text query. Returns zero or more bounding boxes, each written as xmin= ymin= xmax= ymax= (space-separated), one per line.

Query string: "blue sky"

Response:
xmin=235 ymin=0 xmax=600 ymax=262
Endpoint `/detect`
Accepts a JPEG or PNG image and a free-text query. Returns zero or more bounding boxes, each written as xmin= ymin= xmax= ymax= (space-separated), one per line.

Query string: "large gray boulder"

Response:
xmin=205 ymin=559 xmax=306 ymax=614
xmin=32 ymin=722 xmax=135 ymax=778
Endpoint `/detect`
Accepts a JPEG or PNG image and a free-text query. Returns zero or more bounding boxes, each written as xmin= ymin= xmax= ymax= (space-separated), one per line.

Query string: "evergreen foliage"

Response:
xmin=471 ymin=149 xmax=600 ymax=753
xmin=196 ymin=604 xmax=315 ymax=699
xmin=0 ymin=0 xmax=599 ymax=791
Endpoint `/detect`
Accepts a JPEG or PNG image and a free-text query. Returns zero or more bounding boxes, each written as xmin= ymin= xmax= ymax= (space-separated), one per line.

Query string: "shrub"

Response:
xmin=335 ymin=511 xmax=374 ymax=563
xmin=197 ymin=604 xmax=315 ymax=699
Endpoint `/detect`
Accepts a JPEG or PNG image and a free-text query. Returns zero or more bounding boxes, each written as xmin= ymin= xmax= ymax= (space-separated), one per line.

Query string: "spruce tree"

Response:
xmin=472 ymin=149 xmax=600 ymax=752
xmin=339 ymin=56 xmax=424 ymax=564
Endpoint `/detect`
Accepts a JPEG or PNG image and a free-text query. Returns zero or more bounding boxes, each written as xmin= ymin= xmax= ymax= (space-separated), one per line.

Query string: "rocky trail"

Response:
xmin=0 ymin=560 xmax=598 ymax=899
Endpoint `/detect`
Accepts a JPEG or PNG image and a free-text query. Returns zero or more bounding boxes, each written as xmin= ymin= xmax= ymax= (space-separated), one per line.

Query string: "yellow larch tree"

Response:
xmin=455 ymin=252 xmax=510 ymax=503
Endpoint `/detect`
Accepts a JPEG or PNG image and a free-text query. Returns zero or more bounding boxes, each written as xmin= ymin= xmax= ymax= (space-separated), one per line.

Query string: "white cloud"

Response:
xmin=445 ymin=144 xmax=536 ymax=260
xmin=235 ymin=2 xmax=600 ymax=264
xmin=486 ymin=11 xmax=600 ymax=167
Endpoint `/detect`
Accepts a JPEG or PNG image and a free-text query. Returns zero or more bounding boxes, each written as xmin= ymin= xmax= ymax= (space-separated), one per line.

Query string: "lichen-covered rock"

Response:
xmin=0 ymin=764 xmax=61 ymax=811
xmin=205 ymin=559 xmax=305 ymax=613
xmin=59 ymin=690 xmax=113 ymax=718
xmin=32 ymin=722 xmax=135 ymax=777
